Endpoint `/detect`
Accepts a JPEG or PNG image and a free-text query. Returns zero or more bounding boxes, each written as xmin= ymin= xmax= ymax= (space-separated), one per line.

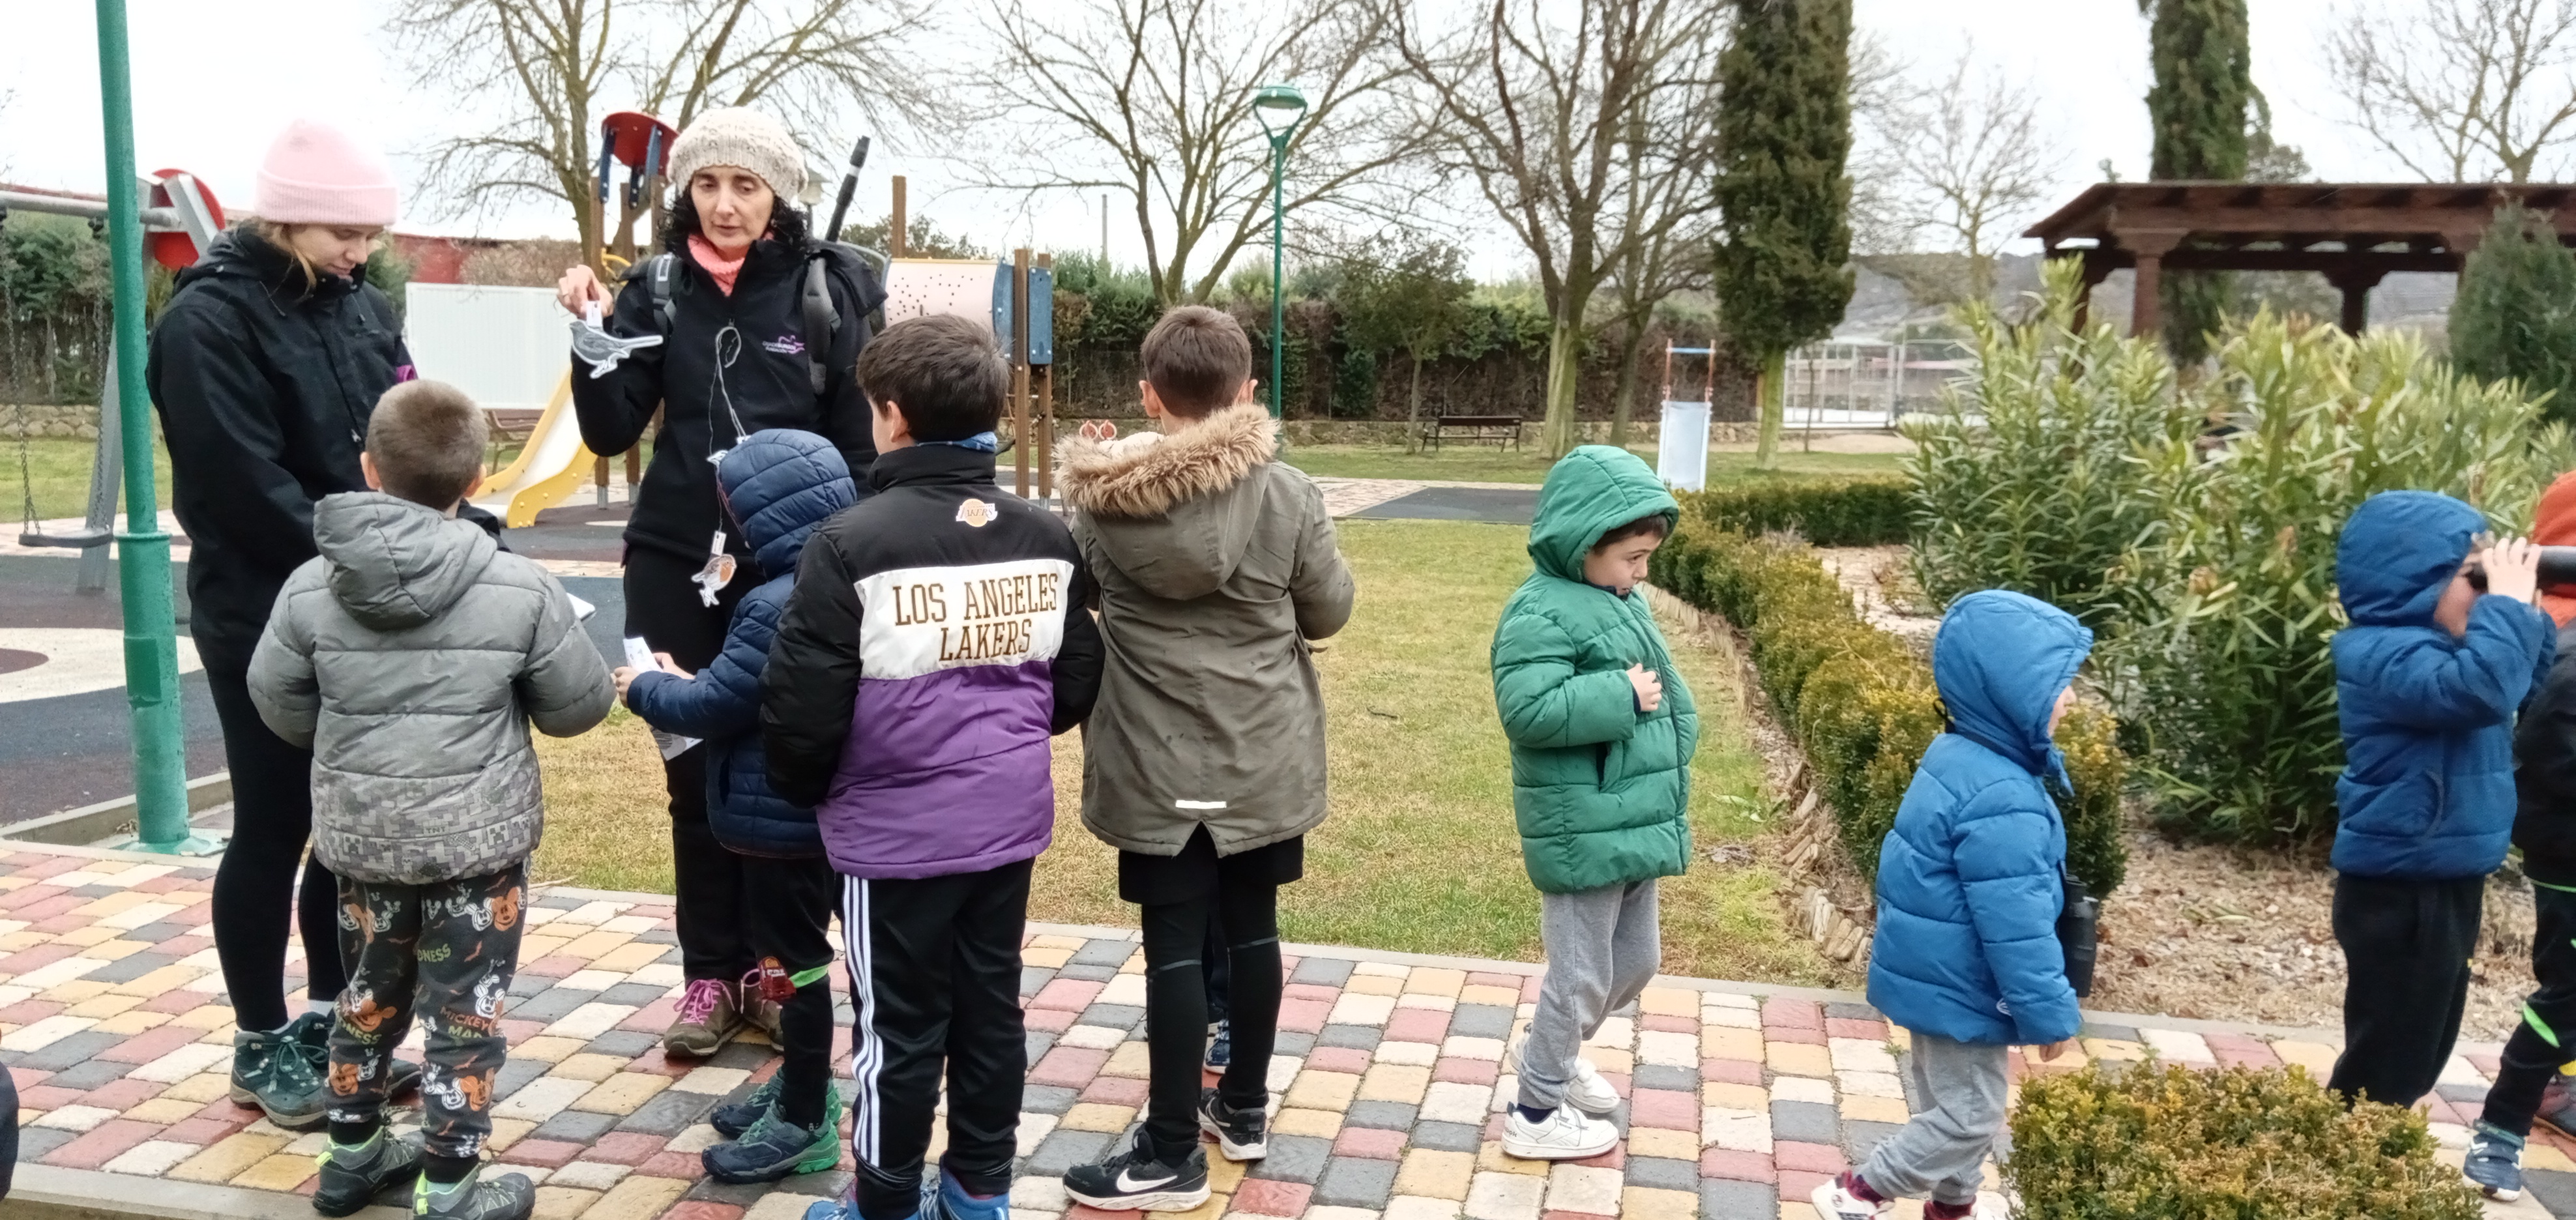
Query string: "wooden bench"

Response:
xmin=1419 ymin=414 xmax=1525 ymax=453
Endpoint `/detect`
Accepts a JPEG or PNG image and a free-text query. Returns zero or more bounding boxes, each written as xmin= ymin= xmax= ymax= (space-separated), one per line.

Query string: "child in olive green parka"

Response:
xmin=1489 ymin=444 xmax=1698 ymax=1161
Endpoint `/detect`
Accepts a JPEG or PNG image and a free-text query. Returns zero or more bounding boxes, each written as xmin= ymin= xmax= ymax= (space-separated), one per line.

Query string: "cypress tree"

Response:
xmin=2452 ymin=201 xmax=2576 ymax=425
xmin=2141 ymin=0 xmax=2253 ymax=365
xmin=1712 ymin=0 xmax=1855 ymax=471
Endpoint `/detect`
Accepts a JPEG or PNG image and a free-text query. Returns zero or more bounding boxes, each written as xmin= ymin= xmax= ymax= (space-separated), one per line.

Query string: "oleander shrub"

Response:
xmin=2008 ymin=1062 xmax=2480 ymax=1220
xmin=1683 ymin=476 xmax=1911 ymax=546
xmin=1652 ymin=527 xmax=2127 ymax=896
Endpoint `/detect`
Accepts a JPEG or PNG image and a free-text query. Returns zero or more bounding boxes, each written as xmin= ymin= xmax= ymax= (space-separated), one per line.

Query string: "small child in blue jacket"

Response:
xmin=1813 ymin=590 xmax=2088 ymax=1220
xmin=2324 ymin=493 xmax=2550 ymax=1129
xmin=617 ymin=429 xmax=857 ymax=1185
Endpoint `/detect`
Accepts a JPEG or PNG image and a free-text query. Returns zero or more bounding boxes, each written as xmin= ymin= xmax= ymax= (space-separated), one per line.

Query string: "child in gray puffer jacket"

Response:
xmin=250 ymin=380 xmax=612 ymax=1220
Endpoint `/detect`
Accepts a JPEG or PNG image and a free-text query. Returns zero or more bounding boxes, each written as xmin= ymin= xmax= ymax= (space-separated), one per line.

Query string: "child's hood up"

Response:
xmin=1527 ymin=446 xmax=1678 ymax=584
xmin=2336 ymin=490 xmax=2487 ymax=628
xmin=1931 ymin=589 xmax=2092 ymax=776
xmin=718 ymin=428 xmax=857 ymax=581
xmin=312 ymin=491 xmax=497 ymax=631
xmin=1057 ymin=403 xmax=1278 ymax=600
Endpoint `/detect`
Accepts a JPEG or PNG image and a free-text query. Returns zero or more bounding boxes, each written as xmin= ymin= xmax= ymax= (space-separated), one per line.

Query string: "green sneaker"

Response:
xmin=701 ymin=1103 xmax=842 ymax=1184
xmin=231 ymin=1025 xmax=329 ymax=1131
xmin=710 ymin=1073 xmax=783 ymax=1139
xmin=312 ymin=1127 xmax=424 ymax=1217
xmin=413 ymin=1165 xmax=535 ymax=1220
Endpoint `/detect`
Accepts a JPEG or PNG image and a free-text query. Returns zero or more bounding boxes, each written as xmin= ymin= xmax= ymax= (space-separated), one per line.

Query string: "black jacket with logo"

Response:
xmin=570 ymin=231 xmax=883 ymax=565
xmin=146 ymin=227 xmax=413 ymax=674
xmin=2517 ymin=624 xmax=2576 ymax=886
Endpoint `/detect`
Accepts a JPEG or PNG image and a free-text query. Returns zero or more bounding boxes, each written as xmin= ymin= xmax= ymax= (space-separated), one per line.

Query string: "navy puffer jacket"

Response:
xmin=628 ymin=429 xmax=858 ymax=856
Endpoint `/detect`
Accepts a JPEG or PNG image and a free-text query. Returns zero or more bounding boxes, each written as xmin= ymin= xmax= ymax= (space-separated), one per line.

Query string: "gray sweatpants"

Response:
xmin=1518 ymin=879 xmax=1660 ymax=1110
xmin=1857 ymin=1028 xmax=2010 ymax=1206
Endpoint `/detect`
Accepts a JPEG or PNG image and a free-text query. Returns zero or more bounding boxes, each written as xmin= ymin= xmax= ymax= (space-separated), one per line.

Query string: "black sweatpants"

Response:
xmin=2329 ymin=873 xmax=2485 ymax=1109
xmin=842 ymin=859 xmax=1032 ymax=1220
xmin=744 ymin=854 xmax=840 ymax=1127
xmin=626 ymin=545 xmax=752 ymax=983
xmin=205 ymin=665 xmax=346 ymax=1031
xmin=326 ymin=865 xmax=525 ymax=1161
xmin=2485 ymin=884 xmax=2576 ymax=1135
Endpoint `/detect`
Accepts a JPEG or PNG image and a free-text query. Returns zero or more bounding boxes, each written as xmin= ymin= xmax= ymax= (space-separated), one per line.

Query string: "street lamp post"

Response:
xmin=1252 ymin=85 xmax=1308 ymax=430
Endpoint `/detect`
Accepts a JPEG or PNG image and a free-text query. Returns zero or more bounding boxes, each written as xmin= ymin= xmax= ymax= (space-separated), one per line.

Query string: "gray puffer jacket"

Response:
xmin=250 ymin=492 xmax=613 ymax=884
xmin=1057 ymin=404 xmax=1355 ymax=856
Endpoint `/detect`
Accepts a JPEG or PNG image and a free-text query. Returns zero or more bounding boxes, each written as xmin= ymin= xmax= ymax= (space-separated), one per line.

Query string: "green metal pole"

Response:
xmin=1268 ymin=136 xmax=1286 ymax=428
xmin=96 ymin=0 xmax=208 ymax=854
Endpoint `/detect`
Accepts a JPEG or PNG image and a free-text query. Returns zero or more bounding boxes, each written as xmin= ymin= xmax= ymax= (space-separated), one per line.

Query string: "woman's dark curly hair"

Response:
xmin=660 ymin=187 xmax=812 ymax=254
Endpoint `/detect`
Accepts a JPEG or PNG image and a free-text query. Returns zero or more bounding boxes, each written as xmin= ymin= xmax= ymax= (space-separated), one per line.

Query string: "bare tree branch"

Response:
xmin=1864 ymin=46 xmax=2060 ymax=301
xmin=2326 ymin=0 xmax=2576 ymax=182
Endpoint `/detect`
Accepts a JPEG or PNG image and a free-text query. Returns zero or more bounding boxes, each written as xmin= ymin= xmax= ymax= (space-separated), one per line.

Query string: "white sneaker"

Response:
xmin=1500 ymin=1104 xmax=1618 ymax=1160
xmin=1506 ymin=1038 xmax=1620 ymax=1115
xmin=1809 ymin=1176 xmax=1892 ymax=1220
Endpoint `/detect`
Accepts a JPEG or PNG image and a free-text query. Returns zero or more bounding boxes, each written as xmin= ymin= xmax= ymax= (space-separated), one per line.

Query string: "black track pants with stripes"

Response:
xmin=841 ymin=860 xmax=1031 ymax=1220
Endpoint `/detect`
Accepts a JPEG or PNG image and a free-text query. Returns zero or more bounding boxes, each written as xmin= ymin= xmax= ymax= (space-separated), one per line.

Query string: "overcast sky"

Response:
xmin=0 ymin=0 xmax=2420 ymax=282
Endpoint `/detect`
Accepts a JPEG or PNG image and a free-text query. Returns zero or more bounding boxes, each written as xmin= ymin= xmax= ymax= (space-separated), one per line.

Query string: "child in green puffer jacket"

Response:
xmin=1489 ymin=445 xmax=1697 ymax=1162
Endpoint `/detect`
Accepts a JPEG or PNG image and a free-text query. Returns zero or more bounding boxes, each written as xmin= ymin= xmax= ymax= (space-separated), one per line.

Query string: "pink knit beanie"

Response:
xmin=254 ymin=120 xmax=397 ymax=226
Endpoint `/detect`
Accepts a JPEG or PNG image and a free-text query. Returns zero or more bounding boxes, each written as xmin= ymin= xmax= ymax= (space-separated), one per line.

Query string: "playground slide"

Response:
xmin=470 ymin=369 xmax=601 ymax=529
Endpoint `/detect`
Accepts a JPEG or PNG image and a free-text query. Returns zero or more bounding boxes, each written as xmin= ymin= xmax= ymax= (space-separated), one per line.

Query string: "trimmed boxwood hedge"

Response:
xmin=1651 ymin=526 xmax=2127 ymax=897
xmin=1680 ymin=476 xmax=1911 ymax=547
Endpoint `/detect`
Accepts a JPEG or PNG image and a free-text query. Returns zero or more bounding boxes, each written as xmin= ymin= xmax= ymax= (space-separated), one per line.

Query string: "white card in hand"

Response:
xmin=621 ymin=636 xmax=701 ymax=759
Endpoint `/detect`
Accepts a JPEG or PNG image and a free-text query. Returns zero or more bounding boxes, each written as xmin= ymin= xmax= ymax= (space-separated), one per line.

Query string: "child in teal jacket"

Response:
xmin=1490 ymin=445 xmax=1696 ymax=1162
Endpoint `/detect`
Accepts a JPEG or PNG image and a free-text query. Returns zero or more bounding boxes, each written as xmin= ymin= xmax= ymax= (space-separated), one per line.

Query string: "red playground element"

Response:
xmin=596 ymin=111 xmax=679 ymax=207
xmin=145 ymin=169 xmax=222 ymax=270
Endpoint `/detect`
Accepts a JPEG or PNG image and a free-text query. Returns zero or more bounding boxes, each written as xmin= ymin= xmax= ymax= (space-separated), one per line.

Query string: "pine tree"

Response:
xmin=2452 ymin=201 xmax=2576 ymax=426
xmin=2141 ymin=0 xmax=2253 ymax=366
xmin=1712 ymin=0 xmax=1856 ymax=471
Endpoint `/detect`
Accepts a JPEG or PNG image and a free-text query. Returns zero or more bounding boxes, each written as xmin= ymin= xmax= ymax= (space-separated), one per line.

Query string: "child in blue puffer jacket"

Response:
xmin=617 ymin=429 xmax=858 ymax=1185
xmin=2323 ymin=493 xmax=2551 ymax=1133
xmin=1813 ymin=590 xmax=2088 ymax=1220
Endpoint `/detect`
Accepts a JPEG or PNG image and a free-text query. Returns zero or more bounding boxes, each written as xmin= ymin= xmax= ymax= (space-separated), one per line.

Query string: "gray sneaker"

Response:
xmin=231 ymin=1026 xmax=329 ymax=1131
xmin=413 ymin=1165 xmax=536 ymax=1220
xmin=312 ymin=1128 xmax=423 ymax=1217
xmin=665 ymin=978 xmax=747 ymax=1058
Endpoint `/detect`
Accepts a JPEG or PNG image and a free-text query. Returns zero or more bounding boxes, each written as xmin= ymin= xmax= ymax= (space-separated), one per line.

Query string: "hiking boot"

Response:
xmin=1499 ymin=1103 xmax=1618 ymax=1161
xmin=703 ymin=1105 xmax=840 ymax=1184
xmin=2541 ymin=1072 xmax=2576 ymax=1139
xmin=1062 ymin=1127 xmax=1210 ymax=1212
xmin=712 ymin=1074 xmax=784 ymax=1139
xmin=312 ymin=1127 xmax=424 ymax=1217
xmin=1203 ymin=1021 xmax=1231 ymax=1071
xmin=232 ymin=1024 xmax=330 ymax=1131
xmin=2465 ymin=1121 xmax=2527 ymax=1202
xmin=1506 ymin=1037 xmax=1618 ymax=1115
xmin=1808 ymin=1172 xmax=1894 ymax=1220
xmin=665 ymin=978 xmax=746 ymax=1058
xmin=287 ymin=1011 xmax=422 ymax=1099
xmin=413 ymin=1165 xmax=536 ymax=1220
xmin=1196 ymin=1087 xmax=1268 ymax=1161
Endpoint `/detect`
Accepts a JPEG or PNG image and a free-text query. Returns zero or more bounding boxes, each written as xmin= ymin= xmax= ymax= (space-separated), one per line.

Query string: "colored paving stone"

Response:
xmin=0 ymin=843 xmax=2538 ymax=1218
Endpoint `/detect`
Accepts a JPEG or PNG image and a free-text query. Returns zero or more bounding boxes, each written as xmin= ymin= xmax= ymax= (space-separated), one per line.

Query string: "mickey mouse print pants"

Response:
xmin=325 ymin=864 xmax=526 ymax=1159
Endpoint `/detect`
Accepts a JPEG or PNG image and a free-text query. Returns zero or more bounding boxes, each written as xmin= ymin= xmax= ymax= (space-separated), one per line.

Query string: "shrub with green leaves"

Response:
xmin=1906 ymin=258 xmax=2197 ymax=627
xmin=1652 ymin=527 xmax=2126 ymax=896
xmin=2452 ymin=200 xmax=2576 ymax=428
xmin=2008 ymin=1062 xmax=2480 ymax=1219
xmin=1680 ymin=477 xmax=1911 ymax=546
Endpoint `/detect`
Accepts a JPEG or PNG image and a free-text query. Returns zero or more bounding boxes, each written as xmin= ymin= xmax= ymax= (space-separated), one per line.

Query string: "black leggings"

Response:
xmin=1141 ymin=884 xmax=1281 ymax=1157
xmin=205 ymin=665 xmax=346 ymax=1031
xmin=625 ymin=545 xmax=752 ymax=981
xmin=744 ymin=855 xmax=840 ymax=1127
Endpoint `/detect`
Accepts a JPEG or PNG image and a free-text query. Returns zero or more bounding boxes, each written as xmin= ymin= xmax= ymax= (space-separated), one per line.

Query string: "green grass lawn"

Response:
xmin=9 ymin=436 xmax=175 ymax=521
xmin=1283 ymin=443 xmax=1902 ymax=484
xmin=532 ymin=518 xmax=1841 ymax=985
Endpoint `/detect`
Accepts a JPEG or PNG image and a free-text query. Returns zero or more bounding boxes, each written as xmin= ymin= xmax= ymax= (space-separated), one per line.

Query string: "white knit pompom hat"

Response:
xmin=667 ymin=108 xmax=806 ymax=201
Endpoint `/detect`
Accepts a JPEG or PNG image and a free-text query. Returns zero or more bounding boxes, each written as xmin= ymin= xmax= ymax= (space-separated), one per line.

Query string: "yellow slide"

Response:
xmin=471 ymin=369 xmax=604 ymax=529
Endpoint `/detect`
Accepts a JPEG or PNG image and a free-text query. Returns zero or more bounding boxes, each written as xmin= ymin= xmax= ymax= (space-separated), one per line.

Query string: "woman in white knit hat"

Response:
xmin=145 ymin=115 xmax=431 ymax=1140
xmin=552 ymin=107 xmax=883 ymax=1156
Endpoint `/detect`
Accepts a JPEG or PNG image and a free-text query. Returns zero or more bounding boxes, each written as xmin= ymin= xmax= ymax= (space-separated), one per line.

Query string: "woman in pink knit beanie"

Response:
xmin=144 ymin=117 xmax=439 ymax=1163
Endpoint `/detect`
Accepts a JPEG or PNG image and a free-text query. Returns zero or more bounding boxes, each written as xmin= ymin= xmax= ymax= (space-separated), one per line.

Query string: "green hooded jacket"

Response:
xmin=1491 ymin=446 xmax=1697 ymax=893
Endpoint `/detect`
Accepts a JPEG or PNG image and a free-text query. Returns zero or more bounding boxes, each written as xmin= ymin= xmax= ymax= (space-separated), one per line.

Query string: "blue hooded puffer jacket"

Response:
xmin=1866 ymin=590 xmax=2090 ymax=1047
xmin=2330 ymin=491 xmax=2554 ymax=880
xmin=627 ymin=429 xmax=857 ymax=856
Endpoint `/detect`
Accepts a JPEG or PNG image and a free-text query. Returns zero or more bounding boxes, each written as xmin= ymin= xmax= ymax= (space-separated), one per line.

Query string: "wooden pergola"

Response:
xmin=2023 ymin=182 xmax=2576 ymax=336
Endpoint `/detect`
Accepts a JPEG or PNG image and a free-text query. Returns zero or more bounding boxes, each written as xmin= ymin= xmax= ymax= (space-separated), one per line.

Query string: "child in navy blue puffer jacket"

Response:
xmin=619 ymin=428 xmax=856 ymax=1185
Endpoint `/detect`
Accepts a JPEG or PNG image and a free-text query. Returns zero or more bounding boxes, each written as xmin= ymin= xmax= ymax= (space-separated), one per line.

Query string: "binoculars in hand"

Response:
xmin=2465 ymin=545 xmax=2576 ymax=591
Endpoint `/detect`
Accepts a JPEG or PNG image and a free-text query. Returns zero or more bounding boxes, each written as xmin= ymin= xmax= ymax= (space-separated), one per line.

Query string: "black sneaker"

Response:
xmin=1203 ymin=1021 xmax=1231 ymax=1071
xmin=1196 ymin=1088 xmax=1268 ymax=1161
xmin=289 ymin=1011 xmax=424 ymax=1099
xmin=1062 ymin=1128 xmax=1210 ymax=1212
xmin=312 ymin=1128 xmax=424 ymax=1217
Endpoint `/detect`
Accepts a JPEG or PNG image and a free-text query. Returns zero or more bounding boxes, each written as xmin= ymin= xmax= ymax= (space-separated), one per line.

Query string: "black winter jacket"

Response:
xmin=570 ymin=233 xmax=883 ymax=566
xmin=2517 ymin=623 xmax=2576 ymax=886
xmin=147 ymin=227 xmax=412 ymax=674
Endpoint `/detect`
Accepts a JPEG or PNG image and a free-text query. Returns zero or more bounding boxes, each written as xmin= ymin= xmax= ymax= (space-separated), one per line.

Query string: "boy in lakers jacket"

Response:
xmin=761 ymin=314 xmax=1104 ymax=1220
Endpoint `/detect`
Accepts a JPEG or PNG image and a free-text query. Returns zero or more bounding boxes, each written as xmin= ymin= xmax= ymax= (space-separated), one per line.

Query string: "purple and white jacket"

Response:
xmin=760 ymin=443 xmax=1104 ymax=879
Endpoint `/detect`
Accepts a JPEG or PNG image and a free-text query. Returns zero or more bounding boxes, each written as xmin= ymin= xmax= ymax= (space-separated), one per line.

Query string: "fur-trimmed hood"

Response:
xmin=1058 ymin=405 xmax=1282 ymax=602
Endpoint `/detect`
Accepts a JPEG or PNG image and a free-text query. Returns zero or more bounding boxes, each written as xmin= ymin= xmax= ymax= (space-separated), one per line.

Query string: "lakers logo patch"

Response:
xmin=956 ymin=499 xmax=998 ymax=528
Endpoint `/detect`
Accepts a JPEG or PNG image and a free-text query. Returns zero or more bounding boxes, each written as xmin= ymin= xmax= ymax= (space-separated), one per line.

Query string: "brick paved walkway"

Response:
xmin=0 ymin=840 xmax=2558 ymax=1219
